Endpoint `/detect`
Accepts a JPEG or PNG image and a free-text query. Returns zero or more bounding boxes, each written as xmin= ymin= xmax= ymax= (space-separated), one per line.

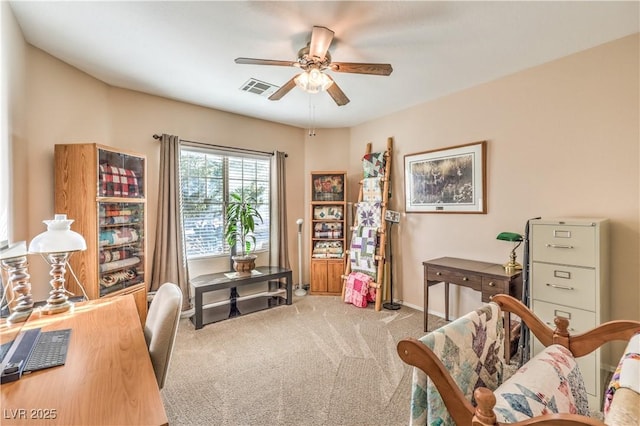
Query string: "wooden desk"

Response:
xmin=1 ymin=296 xmax=168 ymax=426
xmin=423 ymin=257 xmax=522 ymax=332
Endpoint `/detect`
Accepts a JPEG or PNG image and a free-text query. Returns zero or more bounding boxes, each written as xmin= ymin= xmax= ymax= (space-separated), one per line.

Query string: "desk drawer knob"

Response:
xmin=436 ymin=272 xmax=442 ymax=276
xmin=462 ymin=277 xmax=469 ymax=281
xmin=488 ymin=281 xmax=495 ymax=287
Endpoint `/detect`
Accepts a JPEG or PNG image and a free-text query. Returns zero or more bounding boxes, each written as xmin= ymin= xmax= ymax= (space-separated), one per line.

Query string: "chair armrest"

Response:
xmin=491 ymin=295 xmax=640 ymax=357
xmin=397 ymin=338 xmax=474 ymax=425
xmin=472 ymin=387 xmax=606 ymax=426
xmin=567 ymin=321 xmax=640 ymax=358
xmin=491 ymin=294 xmax=557 ymax=348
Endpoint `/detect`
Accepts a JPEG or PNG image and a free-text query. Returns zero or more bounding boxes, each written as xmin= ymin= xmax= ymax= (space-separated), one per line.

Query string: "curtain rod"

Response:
xmin=153 ymin=134 xmax=287 ymax=157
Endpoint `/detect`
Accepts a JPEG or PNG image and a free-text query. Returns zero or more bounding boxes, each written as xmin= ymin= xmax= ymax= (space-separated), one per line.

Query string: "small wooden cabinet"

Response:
xmin=529 ymin=218 xmax=609 ymax=410
xmin=309 ymin=171 xmax=346 ymax=295
xmin=311 ymin=259 xmax=344 ymax=294
xmin=54 ymin=143 xmax=148 ymax=323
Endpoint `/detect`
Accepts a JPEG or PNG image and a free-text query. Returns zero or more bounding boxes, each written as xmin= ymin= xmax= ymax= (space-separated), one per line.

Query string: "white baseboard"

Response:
xmin=396 ymin=300 xmax=452 ymax=321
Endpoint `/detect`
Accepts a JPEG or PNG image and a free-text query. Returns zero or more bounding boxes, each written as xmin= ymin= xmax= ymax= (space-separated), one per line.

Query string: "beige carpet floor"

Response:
xmin=161 ymin=295 xmax=447 ymax=426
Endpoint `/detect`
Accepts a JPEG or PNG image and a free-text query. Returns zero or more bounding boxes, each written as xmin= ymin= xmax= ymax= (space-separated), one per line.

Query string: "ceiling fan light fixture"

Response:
xmin=294 ymin=69 xmax=333 ymax=94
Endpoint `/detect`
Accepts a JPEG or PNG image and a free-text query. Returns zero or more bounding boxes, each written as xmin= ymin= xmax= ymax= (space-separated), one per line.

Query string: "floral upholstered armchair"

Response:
xmin=398 ymin=294 xmax=640 ymax=426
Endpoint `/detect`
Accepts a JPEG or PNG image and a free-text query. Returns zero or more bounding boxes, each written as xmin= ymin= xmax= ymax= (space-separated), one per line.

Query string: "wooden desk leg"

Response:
xmin=424 ymin=276 xmax=429 ymax=332
xmin=444 ymin=282 xmax=450 ymax=322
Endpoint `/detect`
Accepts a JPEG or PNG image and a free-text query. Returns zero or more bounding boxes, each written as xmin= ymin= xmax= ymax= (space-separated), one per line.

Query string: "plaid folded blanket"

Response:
xmin=344 ymin=272 xmax=375 ymax=308
xmin=99 ymin=164 xmax=140 ymax=197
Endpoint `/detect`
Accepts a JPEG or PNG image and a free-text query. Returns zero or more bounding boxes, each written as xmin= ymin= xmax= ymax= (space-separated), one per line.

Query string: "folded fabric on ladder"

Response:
xmin=356 ymin=202 xmax=382 ymax=228
xmin=341 ymin=139 xmax=394 ymax=312
xmin=344 ymin=271 xmax=376 ymax=308
xmin=362 ymin=152 xmax=386 ymax=178
xmin=362 ymin=177 xmax=383 ymax=203
xmin=350 ymin=225 xmax=378 ymax=279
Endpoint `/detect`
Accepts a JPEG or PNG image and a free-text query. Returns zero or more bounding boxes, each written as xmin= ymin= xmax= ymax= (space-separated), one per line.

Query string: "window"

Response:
xmin=179 ymin=146 xmax=270 ymax=259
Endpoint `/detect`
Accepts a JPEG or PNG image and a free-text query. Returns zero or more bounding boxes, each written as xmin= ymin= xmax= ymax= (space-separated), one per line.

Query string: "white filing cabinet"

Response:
xmin=529 ymin=218 xmax=609 ymax=410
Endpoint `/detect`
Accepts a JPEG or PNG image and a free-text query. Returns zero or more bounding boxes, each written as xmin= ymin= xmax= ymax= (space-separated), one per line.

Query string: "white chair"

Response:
xmin=144 ymin=282 xmax=182 ymax=389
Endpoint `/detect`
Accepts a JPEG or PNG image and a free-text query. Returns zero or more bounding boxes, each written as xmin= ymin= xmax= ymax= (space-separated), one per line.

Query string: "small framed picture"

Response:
xmin=404 ymin=141 xmax=487 ymax=213
xmin=384 ymin=210 xmax=400 ymax=223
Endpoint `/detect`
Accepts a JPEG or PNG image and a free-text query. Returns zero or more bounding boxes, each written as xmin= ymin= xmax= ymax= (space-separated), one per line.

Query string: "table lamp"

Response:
xmin=28 ymin=214 xmax=87 ymax=314
xmin=496 ymin=231 xmax=523 ymax=271
xmin=0 ymin=241 xmax=34 ymax=323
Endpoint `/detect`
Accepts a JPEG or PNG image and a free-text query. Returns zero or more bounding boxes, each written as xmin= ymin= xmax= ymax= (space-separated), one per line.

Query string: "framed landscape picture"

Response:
xmin=404 ymin=141 xmax=486 ymax=213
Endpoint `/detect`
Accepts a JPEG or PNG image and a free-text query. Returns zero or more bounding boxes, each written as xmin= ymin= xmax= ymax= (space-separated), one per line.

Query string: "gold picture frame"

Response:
xmin=404 ymin=141 xmax=487 ymax=213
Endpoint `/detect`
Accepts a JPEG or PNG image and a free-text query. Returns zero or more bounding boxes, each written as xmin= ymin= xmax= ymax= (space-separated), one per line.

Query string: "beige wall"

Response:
xmin=350 ymin=35 xmax=640 ymax=362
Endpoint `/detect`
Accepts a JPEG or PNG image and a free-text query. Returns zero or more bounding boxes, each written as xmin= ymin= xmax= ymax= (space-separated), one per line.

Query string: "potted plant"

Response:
xmin=224 ymin=191 xmax=263 ymax=273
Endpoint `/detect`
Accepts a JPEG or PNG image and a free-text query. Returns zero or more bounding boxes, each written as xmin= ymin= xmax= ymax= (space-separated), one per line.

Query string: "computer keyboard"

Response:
xmin=1 ymin=328 xmax=71 ymax=383
xmin=24 ymin=329 xmax=71 ymax=373
xmin=0 ymin=341 xmax=12 ymax=363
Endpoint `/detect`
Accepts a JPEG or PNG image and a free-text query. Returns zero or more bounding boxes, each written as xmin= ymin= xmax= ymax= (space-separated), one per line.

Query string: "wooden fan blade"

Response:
xmin=235 ymin=57 xmax=297 ymax=67
xmin=325 ymin=76 xmax=350 ymax=106
xmin=309 ymin=26 xmax=334 ymax=62
xmin=330 ymin=62 xmax=393 ymax=76
xmin=268 ymin=76 xmax=298 ymax=101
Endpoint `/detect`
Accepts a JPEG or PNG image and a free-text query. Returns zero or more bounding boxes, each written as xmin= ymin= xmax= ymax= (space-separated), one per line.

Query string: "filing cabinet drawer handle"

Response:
xmin=546 ymin=283 xmax=574 ymax=291
xmin=545 ymin=244 xmax=574 ymax=249
xmin=545 ymin=321 xmax=575 ymax=332
xmin=488 ymin=281 xmax=495 ymax=287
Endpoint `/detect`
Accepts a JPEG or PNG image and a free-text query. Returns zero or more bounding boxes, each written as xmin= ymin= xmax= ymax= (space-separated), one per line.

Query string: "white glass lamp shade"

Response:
xmin=294 ymin=69 xmax=333 ymax=94
xmin=28 ymin=214 xmax=87 ymax=254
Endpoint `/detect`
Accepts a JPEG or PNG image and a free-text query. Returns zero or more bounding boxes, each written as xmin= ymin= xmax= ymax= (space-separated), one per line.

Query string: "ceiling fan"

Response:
xmin=235 ymin=26 xmax=393 ymax=106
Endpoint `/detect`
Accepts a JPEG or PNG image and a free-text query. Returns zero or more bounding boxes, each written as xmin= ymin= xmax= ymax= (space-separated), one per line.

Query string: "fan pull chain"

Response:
xmin=308 ymin=97 xmax=316 ymax=137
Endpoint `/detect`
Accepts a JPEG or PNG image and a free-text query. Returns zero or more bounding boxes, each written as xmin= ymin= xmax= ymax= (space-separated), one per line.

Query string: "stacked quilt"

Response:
xmin=314 ymin=222 xmax=343 ymax=239
xmin=312 ymin=241 xmax=343 ymax=258
xmin=344 ymin=271 xmax=376 ymax=308
xmin=313 ymin=205 xmax=343 ymax=220
xmin=99 ymin=228 xmax=140 ymax=246
xmin=99 ymin=164 xmax=141 ymax=197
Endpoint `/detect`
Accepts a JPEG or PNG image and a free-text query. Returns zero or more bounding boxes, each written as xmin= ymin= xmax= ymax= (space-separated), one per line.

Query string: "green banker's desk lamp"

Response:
xmin=496 ymin=232 xmax=523 ymax=271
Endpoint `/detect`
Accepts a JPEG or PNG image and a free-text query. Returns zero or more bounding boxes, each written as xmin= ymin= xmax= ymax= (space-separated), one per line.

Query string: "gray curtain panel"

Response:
xmin=270 ymin=151 xmax=290 ymax=269
xmin=150 ymin=134 xmax=190 ymax=311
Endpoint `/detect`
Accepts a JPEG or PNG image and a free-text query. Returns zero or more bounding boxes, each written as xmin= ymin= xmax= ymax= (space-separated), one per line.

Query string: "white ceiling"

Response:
xmin=8 ymin=1 xmax=639 ymax=129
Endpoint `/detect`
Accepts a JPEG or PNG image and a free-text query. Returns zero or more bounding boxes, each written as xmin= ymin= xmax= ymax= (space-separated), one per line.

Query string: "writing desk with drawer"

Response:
xmin=423 ymin=257 xmax=522 ymax=332
xmin=1 ymin=295 xmax=167 ymax=425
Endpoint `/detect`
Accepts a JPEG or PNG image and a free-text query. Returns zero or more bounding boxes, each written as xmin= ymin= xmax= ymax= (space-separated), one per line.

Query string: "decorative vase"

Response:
xmin=232 ymin=254 xmax=257 ymax=274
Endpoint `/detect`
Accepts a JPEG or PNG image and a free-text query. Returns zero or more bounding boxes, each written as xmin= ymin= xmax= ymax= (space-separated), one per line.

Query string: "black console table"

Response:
xmin=190 ymin=266 xmax=292 ymax=329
